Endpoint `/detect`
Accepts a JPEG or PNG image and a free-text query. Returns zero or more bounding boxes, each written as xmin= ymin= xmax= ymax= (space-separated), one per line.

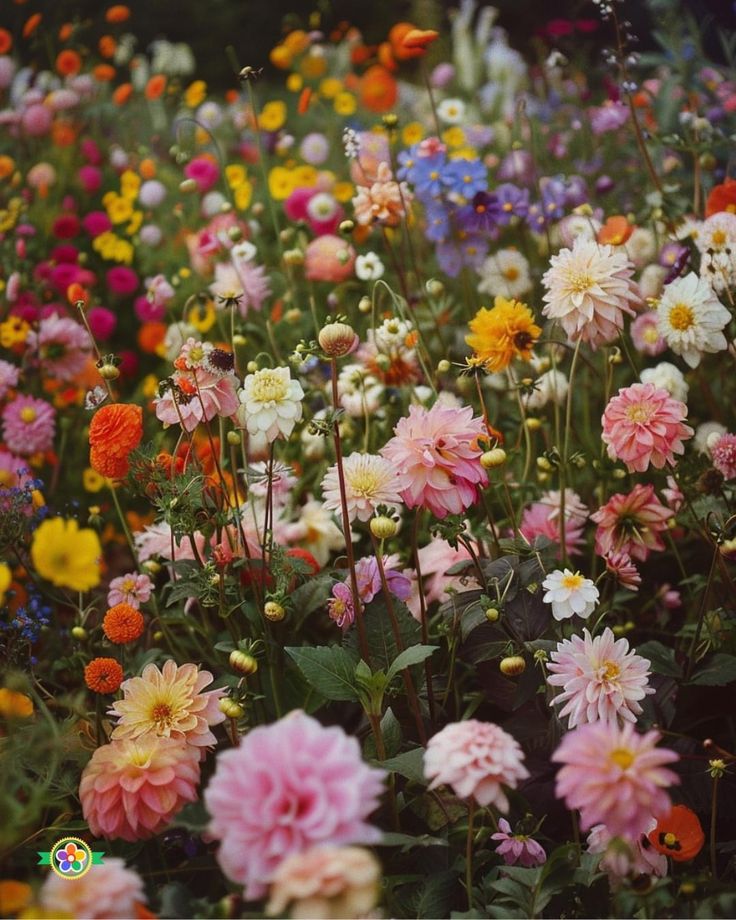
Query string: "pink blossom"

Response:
xmin=39 ymin=857 xmax=148 ymax=919
xmin=328 ymin=580 xmax=357 ymax=629
xmin=134 ymin=521 xmax=206 ymax=563
xmin=305 ymin=235 xmax=356 ymax=283
xmin=711 ymin=433 xmax=736 ymax=479
xmin=381 ymin=403 xmax=488 ymax=519
xmin=78 ymin=164 xmax=102 ymax=194
xmin=28 ymin=313 xmax=91 ymax=380
xmin=491 ymin=818 xmax=547 ymax=867
xmin=587 ymin=820 xmax=667 ymax=883
xmin=82 ymin=210 xmax=112 ymax=237
xmin=2 ymin=395 xmax=56 ymax=455
xmin=662 ymin=475 xmax=684 ymax=512
xmin=22 ymin=103 xmax=52 ymax=136
xmin=601 ymin=383 xmax=693 ymax=473
xmin=631 ymin=311 xmax=666 ymax=355
xmin=87 ymin=306 xmax=117 ymax=341
xmin=106 ymin=266 xmax=139 ymax=296
xmin=553 ymin=721 xmax=679 ymax=839
xmin=154 ymin=367 xmax=240 ymax=432
xmin=352 ymin=162 xmax=412 ymax=228
xmin=591 ymin=484 xmax=672 ymax=562
xmin=0 ymin=449 xmax=30 ymax=490
xmin=604 ymin=551 xmax=641 ymax=591
xmin=184 ymin=155 xmax=220 ymax=192
xmin=0 ymin=359 xmax=19 ymax=399
xmin=354 ymin=555 xmax=412 ymax=604
xmin=520 ymin=501 xmax=586 ymax=559
xmin=424 ymin=720 xmax=529 ymax=810
xmin=204 ymin=710 xmax=385 ymax=899
xmin=349 ymin=131 xmax=390 ymax=186
xmin=107 ymin=572 xmax=153 ymax=609
xmin=405 ymin=537 xmax=478 ymax=620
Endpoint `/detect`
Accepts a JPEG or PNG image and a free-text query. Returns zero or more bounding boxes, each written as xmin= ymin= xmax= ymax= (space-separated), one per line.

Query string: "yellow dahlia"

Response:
xmin=30 ymin=517 xmax=101 ymax=592
xmin=466 ymin=296 xmax=541 ymax=373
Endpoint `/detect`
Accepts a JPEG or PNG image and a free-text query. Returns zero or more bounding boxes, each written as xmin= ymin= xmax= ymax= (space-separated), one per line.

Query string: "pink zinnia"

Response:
xmin=547 ymin=627 xmax=654 ymax=728
xmin=305 ymin=235 xmax=356 ymax=283
xmin=204 ymin=710 xmax=385 ymax=899
xmin=591 ymin=484 xmax=672 ymax=562
xmin=184 ymin=155 xmax=219 ymax=192
xmin=711 ymin=432 xmax=736 ymax=479
xmin=107 ymin=572 xmax=154 ymax=609
xmin=491 ymin=818 xmax=547 ymax=867
xmin=381 ymin=403 xmax=488 ymax=519
xmin=601 ymin=382 xmax=693 ymax=473
xmin=630 ymin=311 xmax=666 ymax=356
xmin=423 ymin=720 xmax=529 ymax=810
xmin=553 ymin=721 xmax=679 ymax=839
xmin=80 ymin=735 xmax=200 ymax=841
xmin=1 ymin=395 xmax=56 ymax=455
xmin=39 ymin=857 xmax=149 ymax=919
xmin=28 ymin=312 xmax=91 ymax=380
xmin=106 ymin=265 xmax=139 ymax=296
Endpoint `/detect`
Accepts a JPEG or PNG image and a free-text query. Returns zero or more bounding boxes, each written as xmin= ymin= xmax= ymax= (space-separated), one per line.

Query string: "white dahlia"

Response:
xmin=656 ymin=273 xmax=731 ymax=368
xmin=238 ymin=366 xmax=304 ymax=450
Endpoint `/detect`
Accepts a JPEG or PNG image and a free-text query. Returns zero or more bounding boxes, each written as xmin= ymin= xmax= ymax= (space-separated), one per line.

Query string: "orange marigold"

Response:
xmin=56 ymin=49 xmax=81 ymax=76
xmin=85 ymin=657 xmax=124 ymax=694
xmin=145 ymin=74 xmax=167 ymax=100
xmin=0 ymin=28 xmax=12 ymax=54
xmin=103 ymin=603 xmax=145 ymax=644
xmin=99 ymin=34 xmax=117 ymax=58
xmin=105 ymin=4 xmax=131 ymax=23
xmin=93 ymin=64 xmax=116 ymax=82
xmin=89 ymin=403 xmax=143 ymax=480
xmin=112 ymin=83 xmax=133 ymax=106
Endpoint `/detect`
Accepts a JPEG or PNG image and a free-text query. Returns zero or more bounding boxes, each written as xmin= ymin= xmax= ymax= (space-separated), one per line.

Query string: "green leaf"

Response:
xmin=637 ymin=640 xmax=682 ymax=678
xmin=379 ymin=831 xmax=448 ymax=850
xmin=171 ymin=800 xmax=210 ymax=832
xmin=347 ymin=596 xmax=421 ymax=673
xmin=689 ymin=653 xmax=736 ymax=686
xmin=386 ymin=645 xmax=438 ymax=682
xmin=380 ymin=747 xmax=426 ymax=783
xmin=285 ymin=645 xmax=360 ymax=701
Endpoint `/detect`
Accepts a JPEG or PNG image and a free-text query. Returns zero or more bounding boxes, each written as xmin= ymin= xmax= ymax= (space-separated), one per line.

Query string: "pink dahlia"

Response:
xmin=28 ymin=312 xmax=91 ymax=380
xmin=552 ymin=721 xmax=679 ymax=839
xmin=80 ymin=735 xmax=200 ymax=841
xmin=630 ymin=311 xmax=666 ymax=356
xmin=405 ymin=536 xmax=479 ymax=620
xmin=204 ymin=710 xmax=385 ymax=899
xmin=520 ymin=499 xmax=586 ymax=559
xmin=711 ymin=433 xmax=736 ymax=479
xmin=587 ymin=820 xmax=667 ymax=883
xmin=107 ymin=571 xmax=154 ymax=609
xmin=541 ymin=238 xmax=641 ymax=349
xmin=39 ymin=857 xmax=148 ymax=919
xmin=491 ymin=818 xmax=547 ymax=868
xmin=328 ymin=580 xmax=357 ymax=629
xmin=423 ymin=720 xmax=529 ymax=810
xmin=604 ymin=551 xmax=641 ymax=591
xmin=591 ymin=484 xmax=672 ymax=562
xmin=304 ymin=235 xmax=356 ymax=283
xmin=154 ymin=367 xmax=240 ymax=432
xmin=381 ymin=403 xmax=488 ymax=519
xmin=1 ymin=395 xmax=56 ymax=455
xmin=601 ymin=382 xmax=693 ymax=473
xmin=547 ymin=627 xmax=654 ymax=728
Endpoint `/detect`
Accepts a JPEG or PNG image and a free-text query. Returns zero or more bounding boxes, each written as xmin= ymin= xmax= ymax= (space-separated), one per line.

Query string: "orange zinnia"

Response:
xmin=59 ymin=22 xmax=74 ymax=42
xmin=52 ymin=121 xmax=77 ymax=147
xmin=103 ymin=603 xmax=145 ymax=644
xmin=99 ymin=34 xmax=117 ymax=58
xmin=89 ymin=403 xmax=143 ymax=480
xmin=112 ymin=83 xmax=133 ymax=106
xmin=105 ymin=4 xmax=131 ymax=23
xmin=145 ymin=74 xmax=167 ymax=100
xmin=705 ymin=177 xmax=736 ymax=217
xmin=56 ymin=49 xmax=82 ymax=76
xmin=648 ymin=805 xmax=705 ymax=861
xmin=0 ymin=28 xmax=12 ymax=54
xmin=93 ymin=64 xmax=116 ymax=82
xmin=359 ymin=64 xmax=397 ymax=113
xmin=22 ymin=12 xmax=42 ymax=38
xmin=137 ymin=321 xmax=166 ymax=355
xmin=597 ymin=215 xmax=634 ymax=246
xmin=84 ymin=657 xmax=124 ymax=694
xmin=66 ymin=282 xmax=88 ymax=306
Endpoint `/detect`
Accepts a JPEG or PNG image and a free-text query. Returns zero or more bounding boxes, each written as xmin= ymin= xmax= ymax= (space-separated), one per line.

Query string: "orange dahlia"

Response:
xmin=103 ymin=603 xmax=145 ymax=644
xmin=85 ymin=657 xmax=124 ymax=694
xmin=89 ymin=403 xmax=143 ymax=480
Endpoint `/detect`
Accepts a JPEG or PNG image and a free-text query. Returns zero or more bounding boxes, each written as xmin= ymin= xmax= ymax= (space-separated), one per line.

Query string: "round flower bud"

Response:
xmin=339 ymin=219 xmax=355 ymax=234
xmin=98 ymin=362 xmax=121 ymax=380
xmin=480 ymin=448 xmax=507 ymax=469
xmin=525 ymin=418 xmax=542 ymax=432
xmin=179 ymin=178 xmax=198 ymax=193
xmin=228 ymin=226 xmax=243 ymax=242
xmin=232 ymin=334 xmax=247 ymax=347
xmin=370 ymin=516 xmax=398 ymax=540
xmin=285 ymin=308 xmax=302 ymax=324
xmin=71 ymin=626 xmax=88 ymax=640
xmin=142 ymin=560 xmax=161 ymax=575
xmin=426 ymin=278 xmax=444 ymax=297
xmin=437 ymin=359 xmax=451 ymax=373
xmin=358 ymin=296 xmax=372 ymax=314
xmin=280 ymin=228 xmax=295 ymax=244
xmin=264 ymin=601 xmax=285 ymax=622
xmin=485 ymin=607 xmax=500 ymax=622
xmin=499 ymin=655 xmax=526 ymax=676
xmin=230 ymin=649 xmax=258 ymax=676
xmin=219 ymin=698 xmax=245 ymax=719
xmin=153 ymin=630 xmax=164 ymax=641
xmin=318 ymin=322 xmax=359 ymax=358
xmin=226 ymin=431 xmax=241 ymax=446
xmin=283 ymin=248 xmax=305 ymax=266
xmin=612 ymin=468 xmax=627 ymax=480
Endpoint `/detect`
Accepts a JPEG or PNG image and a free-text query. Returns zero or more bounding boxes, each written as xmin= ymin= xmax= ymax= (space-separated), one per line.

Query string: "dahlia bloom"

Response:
xmin=155 ymin=342 xmax=240 ymax=433
xmin=520 ymin=494 xmax=586 ymax=558
xmin=304 ymin=234 xmax=356 ymax=283
xmin=352 ymin=162 xmax=411 ymax=227
xmin=541 ymin=238 xmax=640 ymax=348
xmin=405 ymin=536 xmax=478 ymax=619
xmin=465 ymin=297 xmax=541 ymax=373
xmin=0 ymin=359 xmax=19 ymax=400
xmin=89 ymin=403 xmax=143 ymax=479
xmin=591 ymin=484 xmax=672 ymax=562
xmin=80 ymin=735 xmax=200 ymax=841
xmin=604 ymin=551 xmax=641 ymax=591
xmin=27 ymin=312 xmax=91 ymax=380
xmin=238 ymin=366 xmax=304 ymax=451
xmin=542 ymin=569 xmax=599 ymax=621
xmin=547 ymin=628 xmax=654 ymax=728
xmin=266 ymin=846 xmax=381 ymax=920
xmin=354 ymin=555 xmax=412 ymax=605
xmin=1 ymin=395 xmax=55 ymax=455
xmin=639 ymin=362 xmax=688 ymax=403
xmin=553 ymin=721 xmax=679 ymax=839
xmin=601 ymin=382 xmax=693 ymax=473
xmin=656 ymin=273 xmax=730 ymax=367
xmin=711 ymin=433 xmax=736 ymax=479
xmin=631 ymin=311 xmax=666 ymax=356
xmin=107 ymin=572 xmax=153 ymax=609
xmin=110 ymin=659 xmax=226 ymax=751
xmin=587 ymin=819 xmax=667 ymax=883
xmin=381 ymin=403 xmax=488 ymax=519
xmin=204 ymin=710 xmax=385 ymax=899
xmin=328 ymin=581 xmax=357 ymax=629
xmin=39 ymin=857 xmax=149 ymax=919
xmin=321 ymin=453 xmax=402 ymax=523
xmin=491 ymin=819 xmax=547 ymax=868
xmin=424 ymin=720 xmax=529 ymax=810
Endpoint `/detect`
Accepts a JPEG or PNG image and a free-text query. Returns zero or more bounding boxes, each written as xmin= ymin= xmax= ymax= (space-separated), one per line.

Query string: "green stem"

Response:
xmin=466 ymin=800 xmax=476 ymax=912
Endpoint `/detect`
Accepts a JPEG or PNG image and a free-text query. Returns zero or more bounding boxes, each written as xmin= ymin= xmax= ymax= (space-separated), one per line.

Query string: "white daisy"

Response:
xmin=437 ymin=98 xmax=466 ymax=125
xmin=355 ymin=252 xmax=385 ymax=282
xmin=238 ymin=366 xmax=304 ymax=450
xmin=542 ymin=569 xmax=599 ymax=621
xmin=477 ymin=248 xmax=532 ymax=299
xmin=640 ymin=362 xmax=689 ymax=403
xmin=656 ymin=272 xmax=731 ymax=368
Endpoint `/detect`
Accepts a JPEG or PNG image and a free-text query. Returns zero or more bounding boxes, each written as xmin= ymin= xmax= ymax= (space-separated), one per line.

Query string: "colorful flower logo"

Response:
xmin=48 ymin=837 xmax=93 ymax=880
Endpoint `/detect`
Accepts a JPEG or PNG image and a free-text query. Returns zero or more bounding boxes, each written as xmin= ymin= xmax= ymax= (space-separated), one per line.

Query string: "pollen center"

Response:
xmin=150 ymin=702 xmax=174 ymax=730
xmin=566 ymin=271 xmax=594 ymax=294
xmin=601 ymin=660 xmax=621 ymax=681
xmin=562 ymin=573 xmax=584 ymax=590
xmin=625 ymin=402 xmax=654 ymax=423
xmin=252 ymin=371 xmax=288 ymax=403
xmin=610 ymin=747 xmax=635 ymax=770
xmin=20 ymin=407 xmax=37 ymax=423
xmin=669 ymin=303 xmax=695 ymax=331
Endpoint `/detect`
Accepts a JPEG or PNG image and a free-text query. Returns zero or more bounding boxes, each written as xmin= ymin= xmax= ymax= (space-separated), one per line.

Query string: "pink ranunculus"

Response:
xmin=86 ymin=306 xmax=117 ymax=341
xmin=78 ymin=164 xmax=102 ymax=193
xmin=381 ymin=403 xmax=488 ymax=519
xmin=204 ymin=710 xmax=385 ymax=899
xmin=591 ymin=484 xmax=672 ymax=562
xmin=305 ymin=235 xmax=356 ymax=283
xmin=82 ymin=211 xmax=113 ymax=237
xmin=184 ymin=155 xmax=220 ymax=192
xmin=711 ymin=432 xmax=736 ymax=479
xmin=106 ymin=266 xmax=139 ymax=296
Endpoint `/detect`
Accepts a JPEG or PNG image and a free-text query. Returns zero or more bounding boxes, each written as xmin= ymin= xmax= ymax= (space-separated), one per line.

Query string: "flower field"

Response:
xmin=2 ymin=0 xmax=736 ymax=917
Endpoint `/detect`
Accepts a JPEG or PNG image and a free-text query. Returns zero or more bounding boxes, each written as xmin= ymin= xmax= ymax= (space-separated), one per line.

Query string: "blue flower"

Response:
xmin=441 ymin=158 xmax=487 ymax=198
xmin=424 ymin=201 xmax=452 ymax=242
xmin=413 ymin=153 xmax=448 ymax=198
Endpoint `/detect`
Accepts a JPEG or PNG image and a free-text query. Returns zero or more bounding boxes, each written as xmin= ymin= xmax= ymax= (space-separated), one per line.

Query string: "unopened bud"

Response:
xmin=612 ymin=468 xmax=627 ymax=480
xmin=338 ymin=219 xmax=355 ymax=234
xmin=227 ymin=226 xmax=243 ymax=242
xmin=179 ymin=178 xmax=198 ymax=193
xmin=481 ymin=448 xmax=506 ymax=469
xmin=153 ymin=630 xmax=164 ymax=641
xmin=264 ymin=600 xmax=285 ymax=622
xmin=283 ymin=248 xmax=304 ymax=266
xmin=229 ymin=649 xmax=258 ymax=675
xmin=98 ymin=362 xmax=120 ymax=380
xmin=142 ymin=560 xmax=161 ymax=575
xmin=71 ymin=626 xmax=87 ymax=641
xmin=485 ymin=607 xmax=500 ymax=622
xmin=285 ymin=308 xmax=302 ymax=324
xmin=219 ymin=698 xmax=245 ymax=719
xmin=525 ymin=417 xmax=542 ymax=432
xmin=370 ymin=516 xmax=397 ymax=540
xmin=537 ymin=456 xmax=553 ymax=472
xmin=319 ymin=322 xmax=358 ymax=358
xmin=227 ymin=431 xmax=241 ymax=446
xmin=232 ymin=333 xmax=247 ymax=347
xmin=500 ymin=655 xmax=526 ymax=676
xmin=425 ymin=278 xmax=444 ymax=297
xmin=437 ymin=359 xmax=451 ymax=373
xmin=279 ymin=227 xmax=295 ymax=244
xmin=358 ymin=296 xmax=372 ymax=314
xmin=709 ymin=758 xmax=726 ymax=778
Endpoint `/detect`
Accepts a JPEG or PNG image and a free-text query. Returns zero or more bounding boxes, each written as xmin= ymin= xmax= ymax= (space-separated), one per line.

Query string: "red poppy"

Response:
xmin=597 ymin=215 xmax=634 ymax=246
xmin=705 ymin=177 xmax=736 ymax=217
xmin=647 ymin=805 xmax=705 ymax=861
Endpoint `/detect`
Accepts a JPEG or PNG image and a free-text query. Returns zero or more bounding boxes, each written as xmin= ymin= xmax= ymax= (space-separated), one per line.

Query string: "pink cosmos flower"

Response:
xmin=184 ymin=155 xmax=219 ymax=192
xmin=711 ymin=432 xmax=736 ymax=479
xmin=491 ymin=818 xmax=547 ymax=867
xmin=553 ymin=721 xmax=679 ymax=839
xmin=604 ymin=551 xmax=641 ymax=591
xmin=547 ymin=627 xmax=654 ymax=728
xmin=305 ymin=235 xmax=356 ymax=283
xmin=39 ymin=857 xmax=149 ymax=919
xmin=204 ymin=710 xmax=385 ymax=899
xmin=601 ymin=383 xmax=693 ymax=473
xmin=591 ymin=484 xmax=672 ymax=562
xmin=0 ymin=359 xmax=19 ymax=399
xmin=424 ymin=720 xmax=529 ymax=810
xmin=587 ymin=820 xmax=667 ymax=883
xmin=354 ymin=555 xmax=412 ymax=605
xmin=1 ymin=395 xmax=56 ymax=455
xmin=381 ymin=403 xmax=488 ymax=519
xmin=28 ymin=313 xmax=91 ymax=380
xmin=107 ymin=572 xmax=153 ymax=609
xmin=328 ymin=580 xmax=357 ymax=629
xmin=80 ymin=735 xmax=200 ymax=841
xmin=631 ymin=311 xmax=666 ymax=355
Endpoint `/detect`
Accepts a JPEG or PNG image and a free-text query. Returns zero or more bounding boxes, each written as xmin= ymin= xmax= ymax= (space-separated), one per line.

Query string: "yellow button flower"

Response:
xmin=442 ymin=126 xmax=466 ymax=148
xmin=184 ymin=79 xmax=207 ymax=108
xmin=0 ymin=317 xmax=30 ymax=348
xmin=402 ymin=121 xmax=424 ymax=145
xmin=234 ymin=181 xmax=253 ymax=210
xmin=286 ymin=73 xmax=303 ymax=93
xmin=225 ymin=164 xmax=247 ymax=189
xmin=0 ymin=562 xmax=11 ymax=603
xmin=268 ymin=166 xmax=296 ymax=200
xmin=83 ymin=467 xmax=107 ymax=492
xmin=107 ymin=195 xmax=134 ymax=224
xmin=259 ymin=100 xmax=287 ymax=133
xmin=319 ymin=77 xmax=342 ymax=99
xmin=31 ymin=517 xmax=101 ymax=592
xmin=334 ymin=91 xmax=356 ymax=116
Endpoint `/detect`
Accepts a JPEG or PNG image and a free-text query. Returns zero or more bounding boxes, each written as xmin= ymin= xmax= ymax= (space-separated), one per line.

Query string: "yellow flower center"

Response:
xmin=610 ymin=747 xmax=635 ymax=770
xmin=567 ymin=271 xmax=594 ymax=294
xmin=150 ymin=701 xmax=174 ymax=731
xmin=625 ymin=402 xmax=653 ymax=423
xmin=251 ymin=370 xmax=288 ymax=403
xmin=189 ymin=345 xmax=204 ymax=363
xmin=663 ymin=832 xmax=678 ymax=847
xmin=20 ymin=407 xmax=37 ymax=423
xmin=669 ymin=303 xmax=695 ymax=331
xmin=561 ymin=572 xmax=585 ymax=590
xmin=502 ymin=202 xmax=513 ymax=212
xmin=331 ymin=599 xmax=346 ymax=616
xmin=347 ymin=468 xmax=380 ymax=498
xmin=601 ymin=660 xmax=621 ymax=681
xmin=711 ymin=229 xmax=727 ymax=246
xmin=643 ymin=326 xmax=660 ymax=343
xmin=122 ymin=577 xmax=136 ymax=593
xmin=504 ymin=267 xmax=519 ymax=280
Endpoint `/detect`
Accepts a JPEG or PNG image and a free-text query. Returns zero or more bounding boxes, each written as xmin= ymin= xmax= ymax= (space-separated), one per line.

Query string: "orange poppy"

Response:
xmin=359 ymin=64 xmax=397 ymax=114
xmin=105 ymin=4 xmax=131 ymax=23
xmin=377 ymin=41 xmax=398 ymax=72
xmin=297 ymin=86 xmax=313 ymax=114
xmin=98 ymin=35 xmax=117 ymax=58
xmin=0 ymin=155 xmax=14 ymax=180
xmin=400 ymin=28 xmax=440 ymax=56
xmin=66 ymin=283 xmax=88 ymax=306
xmin=145 ymin=74 xmax=167 ymax=100
xmin=137 ymin=321 xmax=166 ymax=354
xmin=59 ymin=22 xmax=74 ymax=42
xmin=139 ymin=157 xmax=156 ymax=179
xmin=648 ymin=805 xmax=705 ymax=862
xmin=0 ymin=28 xmax=13 ymax=53
xmin=93 ymin=63 xmax=116 ymax=82
xmin=597 ymin=215 xmax=634 ymax=246
xmin=51 ymin=121 xmax=77 ymax=147
xmin=705 ymin=177 xmax=736 ymax=217
xmin=22 ymin=12 xmax=42 ymax=38
xmin=56 ymin=49 xmax=82 ymax=76
xmin=112 ymin=82 xmax=133 ymax=105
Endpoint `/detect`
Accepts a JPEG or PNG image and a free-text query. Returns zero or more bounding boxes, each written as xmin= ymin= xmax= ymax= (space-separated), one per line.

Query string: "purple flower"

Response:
xmin=589 ymin=102 xmax=629 ymax=135
xmin=327 ymin=581 xmax=356 ymax=630
xmin=491 ymin=819 xmax=547 ymax=867
xmin=424 ymin=201 xmax=451 ymax=242
xmin=354 ymin=556 xmax=412 ymax=605
xmin=396 ymin=146 xmax=420 ymax=183
xmin=496 ymin=150 xmax=536 ymax=184
xmin=456 ymin=191 xmax=502 ymax=234
xmin=495 ymin=184 xmax=529 ymax=223
xmin=540 ymin=177 xmax=567 ymax=221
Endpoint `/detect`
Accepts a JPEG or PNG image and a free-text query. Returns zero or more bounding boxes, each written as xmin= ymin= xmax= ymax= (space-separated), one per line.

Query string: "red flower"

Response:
xmin=705 ymin=178 xmax=736 ymax=217
xmin=648 ymin=805 xmax=705 ymax=861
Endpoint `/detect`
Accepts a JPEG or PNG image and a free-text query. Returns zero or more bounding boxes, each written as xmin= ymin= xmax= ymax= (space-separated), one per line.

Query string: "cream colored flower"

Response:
xmin=656 ymin=273 xmax=731 ymax=368
xmin=238 ymin=366 xmax=304 ymax=450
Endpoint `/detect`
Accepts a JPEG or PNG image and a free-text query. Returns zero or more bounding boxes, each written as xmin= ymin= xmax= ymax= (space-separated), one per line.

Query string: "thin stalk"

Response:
xmin=710 ymin=771 xmax=720 ymax=878
xmin=465 ymin=800 xmax=476 ymax=912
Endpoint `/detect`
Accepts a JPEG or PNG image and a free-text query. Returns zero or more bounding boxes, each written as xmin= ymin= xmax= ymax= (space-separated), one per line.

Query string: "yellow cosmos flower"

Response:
xmin=292 ymin=164 xmax=318 ymax=186
xmin=234 ymin=181 xmax=253 ymax=211
xmin=106 ymin=195 xmax=134 ymax=225
xmin=31 ymin=517 xmax=101 ymax=592
xmin=402 ymin=121 xmax=424 ymax=145
xmin=334 ymin=91 xmax=356 ymax=116
xmin=113 ymin=239 xmax=134 ymax=264
xmin=188 ymin=300 xmax=216 ymax=333
xmin=184 ymin=79 xmax=207 ymax=108
xmin=83 ymin=467 xmax=107 ymax=492
xmin=319 ymin=77 xmax=342 ymax=99
xmin=0 ymin=688 xmax=34 ymax=719
xmin=286 ymin=73 xmax=303 ymax=93
xmin=268 ymin=166 xmax=296 ymax=200
xmin=225 ymin=163 xmax=247 ymax=189
xmin=442 ymin=126 xmax=466 ymax=147
xmin=119 ymin=169 xmax=141 ymax=199
xmin=259 ymin=100 xmax=287 ymax=133
xmin=333 ymin=181 xmax=355 ymax=203
xmin=465 ymin=297 xmax=542 ymax=374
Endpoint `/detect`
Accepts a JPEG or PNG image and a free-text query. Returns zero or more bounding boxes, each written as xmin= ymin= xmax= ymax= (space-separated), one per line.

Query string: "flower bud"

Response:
xmin=219 ymin=698 xmax=245 ymax=719
xmin=71 ymin=626 xmax=87 ymax=640
xmin=481 ymin=448 xmax=506 ymax=469
xmin=230 ymin=649 xmax=258 ymax=675
xmin=536 ymin=456 xmax=552 ymax=472
xmin=283 ymin=248 xmax=304 ymax=266
xmin=285 ymin=308 xmax=302 ymax=324
xmin=226 ymin=431 xmax=241 ymax=446
xmin=98 ymin=362 xmax=121 ymax=380
xmin=437 ymin=359 xmax=451 ymax=373
xmin=425 ymin=278 xmax=444 ymax=297
xmin=358 ymin=296 xmax=372 ymax=314
xmin=525 ymin=418 xmax=542 ymax=432
xmin=339 ymin=219 xmax=355 ymax=234
xmin=485 ymin=607 xmax=500 ymax=622
xmin=264 ymin=600 xmax=285 ymax=622
xmin=179 ymin=178 xmax=198 ymax=193
xmin=612 ymin=468 xmax=627 ymax=480
xmin=142 ymin=560 xmax=161 ymax=575
xmin=153 ymin=630 xmax=164 ymax=641
xmin=499 ymin=655 xmax=526 ymax=676
xmin=227 ymin=225 xmax=243 ymax=242
xmin=318 ymin=322 xmax=359 ymax=358
xmin=370 ymin=516 xmax=398 ymax=540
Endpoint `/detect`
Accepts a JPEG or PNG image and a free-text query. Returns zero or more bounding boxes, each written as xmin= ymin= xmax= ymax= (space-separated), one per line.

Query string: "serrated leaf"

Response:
xmin=386 ymin=645 xmax=438 ymax=682
xmin=285 ymin=645 xmax=360 ymax=701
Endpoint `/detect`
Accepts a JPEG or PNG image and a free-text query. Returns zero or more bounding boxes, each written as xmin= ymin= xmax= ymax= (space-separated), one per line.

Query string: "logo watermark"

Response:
xmin=37 ymin=837 xmax=104 ymax=880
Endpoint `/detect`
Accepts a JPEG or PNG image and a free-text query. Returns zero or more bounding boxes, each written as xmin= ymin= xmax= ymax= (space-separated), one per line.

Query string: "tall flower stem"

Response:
xmin=411 ymin=511 xmax=436 ymax=729
xmin=465 ymin=800 xmax=476 ymax=911
xmin=559 ymin=338 xmax=583 ymax=566
xmin=710 ymin=769 xmax=721 ymax=878
xmin=684 ymin=548 xmax=719 ymax=680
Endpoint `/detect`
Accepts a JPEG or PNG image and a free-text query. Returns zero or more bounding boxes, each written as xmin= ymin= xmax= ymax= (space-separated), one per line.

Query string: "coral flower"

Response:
xmin=601 ymin=382 xmax=693 ymax=473
xmin=85 ymin=657 xmax=124 ymax=694
xmin=597 ymin=215 xmax=634 ymax=246
xmin=465 ymin=297 xmax=541 ymax=373
xmin=89 ymin=403 xmax=143 ymax=479
xmin=103 ymin=603 xmax=145 ymax=644
xmin=647 ymin=804 xmax=705 ymax=861
xmin=39 ymin=857 xmax=149 ymax=920
xmin=110 ymin=659 xmax=225 ymax=750
xmin=31 ymin=517 xmax=101 ymax=592
xmin=304 ymin=234 xmax=356 ymax=282
xmin=424 ymin=720 xmax=529 ymax=810
xmin=553 ymin=721 xmax=679 ymax=839
xmin=705 ymin=177 xmax=736 ymax=217
xmin=359 ymin=65 xmax=397 ymax=113
xmin=80 ymin=735 xmax=200 ymax=841
xmin=381 ymin=402 xmax=488 ymax=519
xmin=591 ymin=484 xmax=672 ymax=562
xmin=204 ymin=710 xmax=385 ymax=899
